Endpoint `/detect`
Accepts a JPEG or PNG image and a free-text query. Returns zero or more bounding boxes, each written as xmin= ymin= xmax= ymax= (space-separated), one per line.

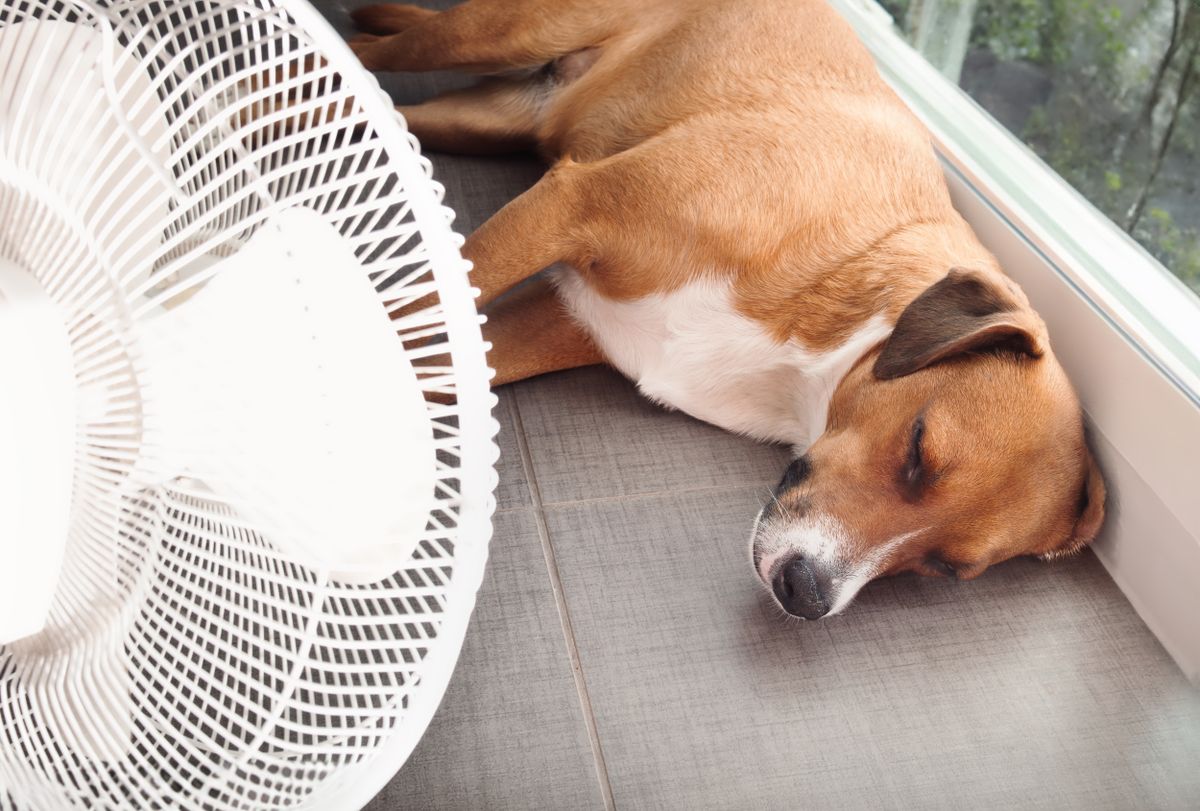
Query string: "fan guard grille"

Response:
xmin=0 ymin=0 xmax=498 ymax=807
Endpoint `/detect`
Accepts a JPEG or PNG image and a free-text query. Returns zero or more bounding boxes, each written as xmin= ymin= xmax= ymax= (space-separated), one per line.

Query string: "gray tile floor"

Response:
xmin=373 ymin=369 xmax=1200 ymax=811
xmin=311 ymin=3 xmax=1200 ymax=807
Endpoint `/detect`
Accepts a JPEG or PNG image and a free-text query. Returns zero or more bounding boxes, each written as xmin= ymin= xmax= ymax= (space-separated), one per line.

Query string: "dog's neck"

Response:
xmin=739 ymin=218 xmax=1003 ymax=355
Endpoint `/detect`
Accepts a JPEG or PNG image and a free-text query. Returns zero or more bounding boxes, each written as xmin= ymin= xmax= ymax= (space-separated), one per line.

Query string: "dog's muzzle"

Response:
xmin=752 ymin=506 xmax=854 ymax=620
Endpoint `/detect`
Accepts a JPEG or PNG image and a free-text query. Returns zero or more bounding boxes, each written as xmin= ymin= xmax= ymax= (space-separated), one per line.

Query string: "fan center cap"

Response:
xmin=0 ymin=258 xmax=76 ymax=644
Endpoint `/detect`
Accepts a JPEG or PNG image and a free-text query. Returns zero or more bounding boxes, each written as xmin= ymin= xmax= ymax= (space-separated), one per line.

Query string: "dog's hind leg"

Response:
xmin=484 ymin=274 xmax=604 ymax=385
xmin=348 ymin=0 xmax=625 ymax=74
xmin=349 ymin=3 xmax=437 ymax=36
xmin=397 ymin=78 xmax=542 ymax=155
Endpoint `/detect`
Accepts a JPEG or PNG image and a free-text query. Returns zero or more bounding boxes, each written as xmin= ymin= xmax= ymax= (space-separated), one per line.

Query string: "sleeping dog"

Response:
xmin=349 ymin=0 xmax=1107 ymax=619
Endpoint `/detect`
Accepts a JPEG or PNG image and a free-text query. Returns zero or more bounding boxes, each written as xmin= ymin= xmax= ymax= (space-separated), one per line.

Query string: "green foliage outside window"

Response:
xmin=882 ymin=0 xmax=1200 ymax=295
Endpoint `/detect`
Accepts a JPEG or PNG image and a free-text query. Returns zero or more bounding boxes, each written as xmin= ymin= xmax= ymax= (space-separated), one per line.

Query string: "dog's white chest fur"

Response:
xmin=554 ymin=270 xmax=891 ymax=449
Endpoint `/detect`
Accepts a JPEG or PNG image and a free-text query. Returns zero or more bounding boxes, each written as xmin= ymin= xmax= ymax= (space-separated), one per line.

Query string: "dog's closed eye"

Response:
xmin=776 ymin=455 xmax=812 ymax=493
xmin=899 ymin=416 xmax=929 ymax=499
xmin=926 ymin=556 xmax=958 ymax=578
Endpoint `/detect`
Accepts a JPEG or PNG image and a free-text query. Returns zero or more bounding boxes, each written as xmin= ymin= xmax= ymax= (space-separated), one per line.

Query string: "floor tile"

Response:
xmin=544 ymin=488 xmax=1200 ymax=810
xmin=367 ymin=510 xmax=603 ymax=810
xmin=512 ymin=367 xmax=793 ymax=504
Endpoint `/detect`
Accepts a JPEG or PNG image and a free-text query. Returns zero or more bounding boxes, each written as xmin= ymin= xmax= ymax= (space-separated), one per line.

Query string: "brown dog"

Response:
xmin=349 ymin=0 xmax=1106 ymax=619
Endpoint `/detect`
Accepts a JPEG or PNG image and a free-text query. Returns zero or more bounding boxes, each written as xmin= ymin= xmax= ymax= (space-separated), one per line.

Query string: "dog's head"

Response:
xmin=751 ymin=267 xmax=1106 ymax=619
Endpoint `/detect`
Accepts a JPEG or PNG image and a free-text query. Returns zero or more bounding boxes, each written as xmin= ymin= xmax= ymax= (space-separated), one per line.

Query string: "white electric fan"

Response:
xmin=0 ymin=0 xmax=499 ymax=806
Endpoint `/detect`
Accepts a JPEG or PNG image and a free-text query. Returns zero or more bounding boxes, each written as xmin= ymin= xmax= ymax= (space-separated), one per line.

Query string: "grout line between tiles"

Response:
xmin=538 ymin=482 xmax=772 ymax=511
xmin=508 ymin=396 xmax=617 ymax=811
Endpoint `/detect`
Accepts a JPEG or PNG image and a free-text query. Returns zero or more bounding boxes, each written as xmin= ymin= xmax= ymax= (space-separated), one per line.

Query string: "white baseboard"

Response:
xmin=945 ymin=165 xmax=1200 ymax=682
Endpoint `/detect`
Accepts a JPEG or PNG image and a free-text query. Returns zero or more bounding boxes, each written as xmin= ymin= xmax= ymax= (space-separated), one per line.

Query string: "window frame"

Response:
xmin=830 ymin=0 xmax=1200 ymax=680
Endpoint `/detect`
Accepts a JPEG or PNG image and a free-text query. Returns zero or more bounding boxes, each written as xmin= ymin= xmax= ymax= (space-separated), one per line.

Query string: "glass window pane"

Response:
xmin=878 ymin=0 xmax=1200 ymax=298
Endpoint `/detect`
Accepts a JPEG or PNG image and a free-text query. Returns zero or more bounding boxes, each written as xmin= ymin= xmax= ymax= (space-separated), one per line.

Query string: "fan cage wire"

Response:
xmin=0 ymin=0 xmax=499 ymax=807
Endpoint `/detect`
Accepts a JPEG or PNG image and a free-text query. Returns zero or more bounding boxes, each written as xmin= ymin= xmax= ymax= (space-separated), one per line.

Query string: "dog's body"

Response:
xmin=350 ymin=0 xmax=1106 ymax=618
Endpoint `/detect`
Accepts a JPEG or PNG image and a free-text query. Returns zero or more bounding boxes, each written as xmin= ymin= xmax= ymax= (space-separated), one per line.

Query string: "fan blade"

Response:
xmin=135 ymin=207 xmax=438 ymax=582
xmin=0 ymin=20 xmax=176 ymax=293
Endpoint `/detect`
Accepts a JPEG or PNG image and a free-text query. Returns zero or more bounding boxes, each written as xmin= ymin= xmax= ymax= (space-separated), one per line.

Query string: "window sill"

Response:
xmin=831 ymin=0 xmax=1200 ymax=680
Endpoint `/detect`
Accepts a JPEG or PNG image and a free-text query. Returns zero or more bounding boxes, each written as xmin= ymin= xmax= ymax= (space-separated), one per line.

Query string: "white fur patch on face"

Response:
xmin=752 ymin=511 xmax=925 ymax=616
xmin=754 ymin=514 xmax=849 ymax=584
xmin=825 ymin=529 xmax=923 ymax=615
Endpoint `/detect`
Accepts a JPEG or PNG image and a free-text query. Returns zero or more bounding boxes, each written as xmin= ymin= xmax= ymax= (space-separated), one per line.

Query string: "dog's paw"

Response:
xmin=347 ymin=34 xmax=389 ymax=71
xmin=350 ymin=4 xmax=436 ymax=36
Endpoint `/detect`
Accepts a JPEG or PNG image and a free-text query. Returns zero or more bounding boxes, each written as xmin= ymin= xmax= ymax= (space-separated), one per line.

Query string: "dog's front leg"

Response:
xmin=464 ymin=161 xmax=590 ymax=307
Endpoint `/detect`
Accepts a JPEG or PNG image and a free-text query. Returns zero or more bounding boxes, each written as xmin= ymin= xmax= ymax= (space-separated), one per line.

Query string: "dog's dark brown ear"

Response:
xmin=874 ymin=268 xmax=1045 ymax=379
xmin=1040 ymin=450 xmax=1107 ymax=561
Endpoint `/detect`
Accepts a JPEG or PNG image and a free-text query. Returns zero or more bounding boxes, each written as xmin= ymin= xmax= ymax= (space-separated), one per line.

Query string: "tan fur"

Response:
xmin=348 ymin=0 xmax=1106 ymax=593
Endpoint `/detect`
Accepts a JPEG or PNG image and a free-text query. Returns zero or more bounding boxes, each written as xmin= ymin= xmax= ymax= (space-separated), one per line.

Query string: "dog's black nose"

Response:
xmin=771 ymin=556 xmax=832 ymax=619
